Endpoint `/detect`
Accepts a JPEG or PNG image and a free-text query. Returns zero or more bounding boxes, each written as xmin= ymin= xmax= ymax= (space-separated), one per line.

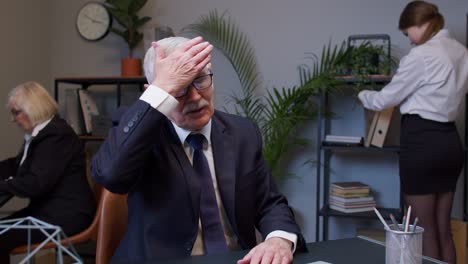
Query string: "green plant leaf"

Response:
xmin=105 ymin=0 xmax=151 ymax=57
xmin=108 ymin=8 xmax=131 ymax=28
xmin=129 ymin=0 xmax=148 ymax=14
xmin=184 ymin=10 xmax=263 ymax=124
xmin=106 ymin=0 xmax=132 ymax=12
xmin=135 ymin=16 xmax=151 ymax=28
xmin=129 ymin=32 xmax=144 ymax=50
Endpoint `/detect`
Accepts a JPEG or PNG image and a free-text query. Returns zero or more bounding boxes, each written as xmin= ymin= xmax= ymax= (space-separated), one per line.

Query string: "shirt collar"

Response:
xmin=24 ymin=116 xmax=53 ymax=141
xmin=172 ymin=119 xmax=212 ymax=146
xmin=430 ymin=29 xmax=450 ymax=41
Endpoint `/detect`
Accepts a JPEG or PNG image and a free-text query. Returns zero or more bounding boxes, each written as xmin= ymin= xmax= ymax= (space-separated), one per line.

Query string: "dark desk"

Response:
xmin=139 ymin=236 xmax=444 ymax=264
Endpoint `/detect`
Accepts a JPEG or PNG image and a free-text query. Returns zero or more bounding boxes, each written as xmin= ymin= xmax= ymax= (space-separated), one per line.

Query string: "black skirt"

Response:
xmin=399 ymin=114 xmax=464 ymax=195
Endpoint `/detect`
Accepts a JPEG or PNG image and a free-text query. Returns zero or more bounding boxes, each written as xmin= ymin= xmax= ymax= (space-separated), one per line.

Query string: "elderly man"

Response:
xmin=91 ymin=36 xmax=306 ymax=263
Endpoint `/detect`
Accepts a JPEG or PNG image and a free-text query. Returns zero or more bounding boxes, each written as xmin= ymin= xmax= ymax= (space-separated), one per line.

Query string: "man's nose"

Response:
xmin=186 ymin=84 xmax=203 ymax=100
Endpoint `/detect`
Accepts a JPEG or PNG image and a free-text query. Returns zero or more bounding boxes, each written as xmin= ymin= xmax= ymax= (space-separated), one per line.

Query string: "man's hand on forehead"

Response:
xmin=151 ymin=37 xmax=213 ymax=97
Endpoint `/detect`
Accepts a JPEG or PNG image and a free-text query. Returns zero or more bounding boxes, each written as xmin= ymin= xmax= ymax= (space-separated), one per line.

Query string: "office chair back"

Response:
xmin=95 ymin=189 xmax=128 ymax=264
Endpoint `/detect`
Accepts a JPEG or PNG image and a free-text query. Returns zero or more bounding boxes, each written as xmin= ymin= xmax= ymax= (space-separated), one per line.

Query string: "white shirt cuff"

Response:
xmin=139 ymin=84 xmax=179 ymax=117
xmin=265 ymin=230 xmax=298 ymax=253
xmin=358 ymin=90 xmax=377 ymax=111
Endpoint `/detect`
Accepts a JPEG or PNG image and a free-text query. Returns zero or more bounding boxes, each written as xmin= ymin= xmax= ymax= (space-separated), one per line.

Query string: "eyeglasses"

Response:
xmin=10 ymin=109 xmax=23 ymax=117
xmin=175 ymin=72 xmax=214 ymax=98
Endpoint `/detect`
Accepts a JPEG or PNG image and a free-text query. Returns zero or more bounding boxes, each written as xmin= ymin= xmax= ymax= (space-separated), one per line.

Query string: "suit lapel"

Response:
xmin=211 ymin=115 xmax=237 ymax=232
xmin=164 ymin=121 xmax=201 ymax=219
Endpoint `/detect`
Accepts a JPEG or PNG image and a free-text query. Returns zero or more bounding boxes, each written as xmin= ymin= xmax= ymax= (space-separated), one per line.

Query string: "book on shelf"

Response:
xmin=324 ymin=135 xmax=363 ymax=146
xmin=329 ymin=195 xmax=375 ymax=204
xmin=331 ymin=182 xmax=370 ymax=196
xmin=331 ymin=188 xmax=369 ymax=195
xmin=329 ymin=204 xmax=375 ymax=213
xmin=331 ymin=181 xmax=370 ymax=190
xmin=331 ymin=191 xmax=371 ymax=198
xmin=329 ymin=200 xmax=376 ymax=209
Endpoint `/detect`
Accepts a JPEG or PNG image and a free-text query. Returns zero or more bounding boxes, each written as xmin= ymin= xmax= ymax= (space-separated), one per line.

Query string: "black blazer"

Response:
xmin=0 ymin=116 xmax=95 ymax=235
xmin=92 ymin=100 xmax=306 ymax=262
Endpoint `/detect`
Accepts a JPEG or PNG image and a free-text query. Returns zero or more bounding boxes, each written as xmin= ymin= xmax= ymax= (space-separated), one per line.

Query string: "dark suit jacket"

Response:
xmin=91 ymin=100 xmax=306 ymax=262
xmin=0 ymin=116 xmax=95 ymax=235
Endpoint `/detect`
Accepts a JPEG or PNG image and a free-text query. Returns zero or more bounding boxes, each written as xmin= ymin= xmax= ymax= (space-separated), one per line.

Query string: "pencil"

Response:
xmin=389 ymin=213 xmax=401 ymax=231
xmin=405 ymin=206 xmax=412 ymax=232
xmin=412 ymin=217 xmax=419 ymax=232
xmin=373 ymin=207 xmax=390 ymax=230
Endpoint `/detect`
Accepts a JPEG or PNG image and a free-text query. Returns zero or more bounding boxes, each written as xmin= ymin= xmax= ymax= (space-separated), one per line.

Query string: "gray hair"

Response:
xmin=7 ymin=81 xmax=58 ymax=126
xmin=143 ymin=36 xmax=191 ymax=84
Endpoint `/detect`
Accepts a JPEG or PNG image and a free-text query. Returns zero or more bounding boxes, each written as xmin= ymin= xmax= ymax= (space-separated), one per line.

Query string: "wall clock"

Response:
xmin=76 ymin=2 xmax=112 ymax=41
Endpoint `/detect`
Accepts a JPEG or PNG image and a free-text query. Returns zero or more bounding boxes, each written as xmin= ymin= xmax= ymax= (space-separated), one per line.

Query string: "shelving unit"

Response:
xmin=55 ymin=76 xmax=147 ymax=138
xmin=54 ymin=76 xmax=147 ymax=107
xmin=315 ymin=75 xmax=468 ymax=241
xmin=315 ymin=76 xmax=401 ymax=242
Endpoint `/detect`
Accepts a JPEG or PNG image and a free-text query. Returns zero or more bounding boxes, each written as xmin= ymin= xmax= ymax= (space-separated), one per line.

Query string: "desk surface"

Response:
xmin=140 ymin=237 xmax=443 ymax=264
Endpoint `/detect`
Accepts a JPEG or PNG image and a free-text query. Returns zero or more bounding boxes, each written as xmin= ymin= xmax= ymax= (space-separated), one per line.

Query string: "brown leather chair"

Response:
xmin=95 ymin=189 xmax=128 ymax=264
xmin=10 ymin=184 xmax=103 ymax=258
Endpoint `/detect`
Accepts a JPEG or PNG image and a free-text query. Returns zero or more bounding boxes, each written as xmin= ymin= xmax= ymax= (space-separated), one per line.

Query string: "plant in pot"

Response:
xmin=105 ymin=0 xmax=151 ymax=76
xmin=336 ymin=41 xmax=397 ymax=91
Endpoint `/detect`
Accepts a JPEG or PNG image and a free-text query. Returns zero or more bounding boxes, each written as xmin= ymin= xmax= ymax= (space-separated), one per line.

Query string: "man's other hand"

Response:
xmin=237 ymin=237 xmax=293 ymax=264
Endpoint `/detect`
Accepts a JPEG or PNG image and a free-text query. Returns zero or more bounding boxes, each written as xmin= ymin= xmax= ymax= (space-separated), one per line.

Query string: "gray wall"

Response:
xmin=0 ymin=0 xmax=52 ymax=159
xmin=1 ymin=0 xmax=467 ymax=241
xmin=0 ymin=0 xmax=53 ymax=214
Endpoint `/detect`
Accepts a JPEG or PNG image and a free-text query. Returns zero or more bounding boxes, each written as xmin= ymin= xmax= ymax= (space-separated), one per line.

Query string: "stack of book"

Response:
xmin=329 ymin=181 xmax=376 ymax=213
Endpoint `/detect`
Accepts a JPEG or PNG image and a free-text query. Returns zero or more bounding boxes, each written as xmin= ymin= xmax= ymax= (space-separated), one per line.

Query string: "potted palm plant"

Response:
xmin=105 ymin=0 xmax=151 ymax=76
xmin=184 ymin=10 xmax=349 ymax=179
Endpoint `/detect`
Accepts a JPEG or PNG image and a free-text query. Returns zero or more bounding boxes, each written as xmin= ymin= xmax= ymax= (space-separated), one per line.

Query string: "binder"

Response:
xmin=370 ymin=108 xmax=394 ymax=147
xmin=364 ymin=111 xmax=379 ymax=147
xmin=78 ymin=90 xmax=99 ymax=135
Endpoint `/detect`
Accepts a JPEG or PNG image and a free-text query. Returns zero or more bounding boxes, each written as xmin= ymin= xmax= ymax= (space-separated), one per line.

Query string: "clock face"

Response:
xmin=76 ymin=2 xmax=112 ymax=41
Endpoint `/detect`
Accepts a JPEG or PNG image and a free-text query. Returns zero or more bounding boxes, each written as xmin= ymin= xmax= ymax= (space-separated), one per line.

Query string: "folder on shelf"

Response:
xmin=371 ymin=108 xmax=393 ymax=147
xmin=65 ymin=89 xmax=85 ymax=135
xmin=78 ymin=90 xmax=99 ymax=135
xmin=365 ymin=108 xmax=394 ymax=148
xmin=364 ymin=111 xmax=379 ymax=147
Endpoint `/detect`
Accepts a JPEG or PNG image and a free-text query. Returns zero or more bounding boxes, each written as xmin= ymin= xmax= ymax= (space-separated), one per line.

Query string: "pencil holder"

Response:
xmin=385 ymin=224 xmax=424 ymax=264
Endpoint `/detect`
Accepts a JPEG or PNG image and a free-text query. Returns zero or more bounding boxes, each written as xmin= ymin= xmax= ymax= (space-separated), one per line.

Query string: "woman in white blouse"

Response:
xmin=358 ymin=1 xmax=468 ymax=262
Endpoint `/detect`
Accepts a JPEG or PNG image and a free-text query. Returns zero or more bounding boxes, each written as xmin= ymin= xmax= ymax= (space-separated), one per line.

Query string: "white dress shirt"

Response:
xmin=139 ymin=85 xmax=297 ymax=254
xmin=20 ymin=117 xmax=53 ymax=165
xmin=358 ymin=29 xmax=468 ymax=122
